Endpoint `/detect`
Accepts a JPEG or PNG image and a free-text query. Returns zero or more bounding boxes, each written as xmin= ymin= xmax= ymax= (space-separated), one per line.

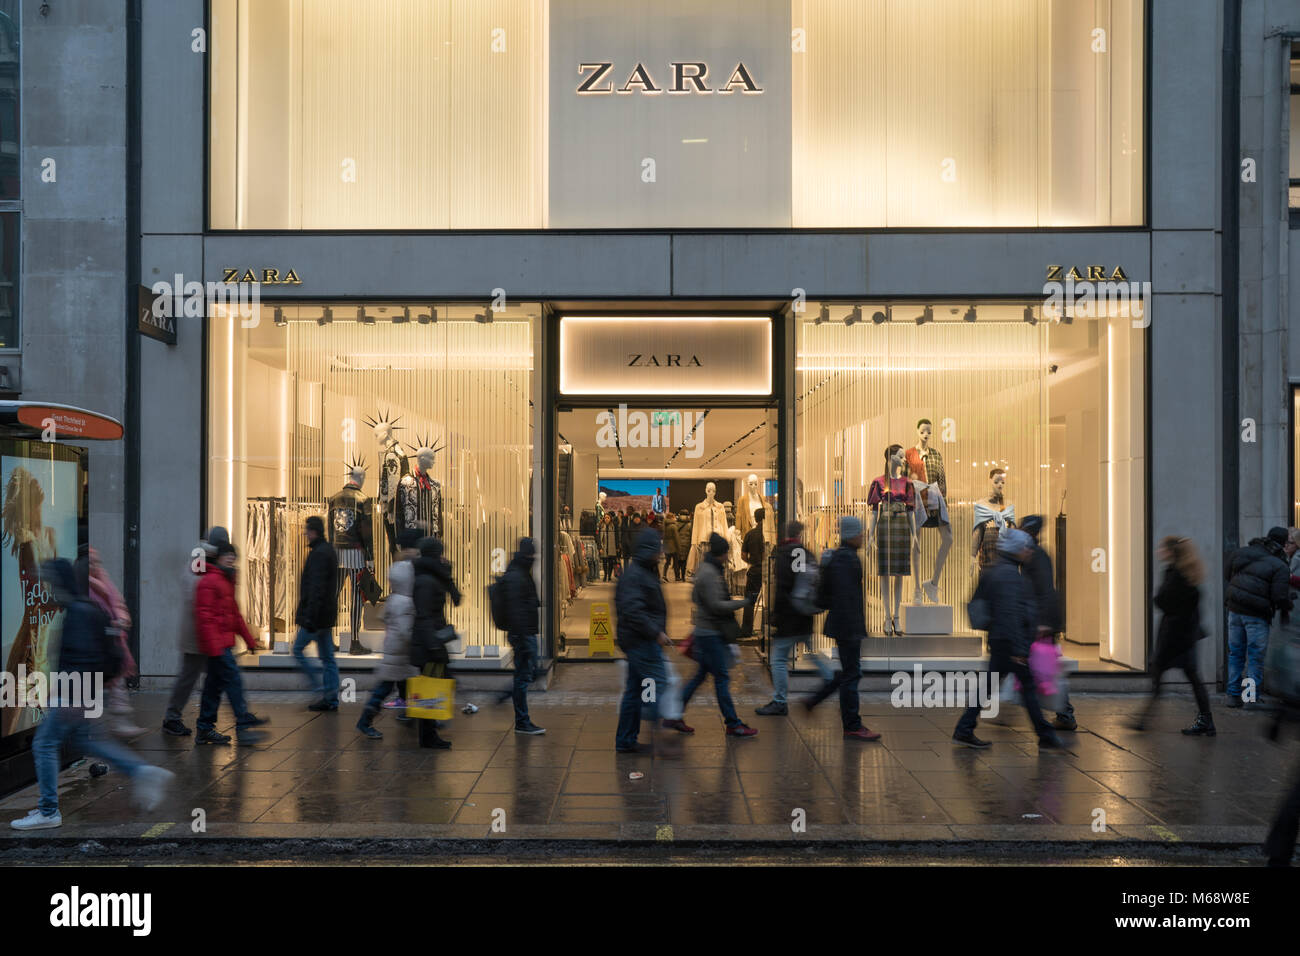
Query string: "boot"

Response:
xmin=418 ymin=719 xmax=452 ymax=749
xmin=1181 ymin=712 xmax=1216 ymax=736
xmin=356 ymin=708 xmax=382 ymax=739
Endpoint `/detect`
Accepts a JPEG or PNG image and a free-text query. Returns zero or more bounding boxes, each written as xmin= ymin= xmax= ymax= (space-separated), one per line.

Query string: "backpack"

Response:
xmin=813 ymin=548 xmax=835 ymax=612
xmin=487 ymin=575 xmax=511 ymax=632
xmin=1264 ymin=615 xmax=1300 ymax=706
xmin=790 ymin=557 xmax=823 ymax=617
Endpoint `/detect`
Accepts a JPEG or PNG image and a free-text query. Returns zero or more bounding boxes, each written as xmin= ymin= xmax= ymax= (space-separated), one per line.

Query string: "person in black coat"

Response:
xmin=293 ymin=515 xmax=341 ymax=711
xmin=1020 ymin=515 xmax=1075 ymax=731
xmin=953 ymin=529 xmax=1063 ymax=750
xmin=411 ymin=537 xmax=461 ymax=748
xmin=500 ymin=538 xmax=545 ymax=734
xmin=1130 ymin=536 xmax=1214 ymax=735
xmin=1225 ymin=525 xmax=1293 ymax=706
xmin=757 ymin=522 xmax=834 ymax=716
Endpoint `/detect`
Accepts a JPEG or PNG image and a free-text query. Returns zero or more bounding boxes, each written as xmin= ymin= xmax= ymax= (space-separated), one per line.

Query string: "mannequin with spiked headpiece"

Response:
xmin=329 ymin=452 xmax=376 ymax=654
xmin=398 ymin=430 xmax=445 ymax=539
xmin=364 ymin=409 xmax=409 ymax=556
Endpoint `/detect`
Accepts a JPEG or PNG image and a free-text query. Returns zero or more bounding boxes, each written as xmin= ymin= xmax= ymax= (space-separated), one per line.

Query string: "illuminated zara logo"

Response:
xmin=577 ymin=61 xmax=763 ymax=96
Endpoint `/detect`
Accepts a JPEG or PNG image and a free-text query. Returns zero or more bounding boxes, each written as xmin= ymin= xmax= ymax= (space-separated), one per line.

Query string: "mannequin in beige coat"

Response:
xmin=687 ymin=482 xmax=728 ymax=574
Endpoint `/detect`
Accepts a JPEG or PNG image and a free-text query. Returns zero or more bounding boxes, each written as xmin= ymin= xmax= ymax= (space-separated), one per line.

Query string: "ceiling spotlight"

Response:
xmin=1023 ymin=305 xmax=1038 ymax=325
xmin=358 ymin=307 xmax=375 ymax=325
xmin=317 ymin=306 xmax=333 ymax=326
xmin=845 ymin=305 xmax=862 ymax=326
xmin=963 ymin=305 xmax=977 ymax=323
xmin=273 ymin=307 xmax=286 ymax=327
xmin=475 ymin=308 xmax=492 ymax=324
xmin=392 ymin=306 xmax=410 ymax=324
xmin=915 ymin=305 xmax=934 ymax=326
xmin=418 ymin=307 xmax=436 ymax=324
xmin=871 ymin=307 xmax=889 ymax=325
xmin=814 ymin=304 xmax=830 ymax=325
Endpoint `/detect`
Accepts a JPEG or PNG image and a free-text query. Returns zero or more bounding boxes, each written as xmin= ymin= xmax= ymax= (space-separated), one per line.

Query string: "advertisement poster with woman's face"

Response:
xmin=1 ymin=454 xmax=78 ymax=737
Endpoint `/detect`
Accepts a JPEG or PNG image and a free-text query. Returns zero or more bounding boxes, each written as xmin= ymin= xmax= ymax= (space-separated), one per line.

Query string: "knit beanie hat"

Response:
xmin=708 ymin=532 xmax=730 ymax=557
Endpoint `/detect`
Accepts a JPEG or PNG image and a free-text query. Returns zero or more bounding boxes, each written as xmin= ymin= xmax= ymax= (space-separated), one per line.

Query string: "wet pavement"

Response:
xmin=1 ymin=660 xmax=1296 ymax=859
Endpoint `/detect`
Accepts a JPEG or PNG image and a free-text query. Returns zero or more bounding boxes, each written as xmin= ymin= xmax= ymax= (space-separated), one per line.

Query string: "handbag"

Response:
xmin=357 ymin=567 xmax=383 ymax=604
xmin=680 ymin=630 xmax=697 ymax=661
xmin=435 ymin=625 xmax=464 ymax=655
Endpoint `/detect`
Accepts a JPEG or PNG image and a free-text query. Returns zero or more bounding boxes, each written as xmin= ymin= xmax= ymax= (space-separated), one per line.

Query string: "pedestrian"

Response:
xmin=662 ymin=513 xmax=680 ymax=582
xmin=410 ymin=536 xmax=460 ymax=748
xmin=680 ymin=533 xmax=758 ymax=737
xmin=614 ymin=527 xmax=692 ymax=751
xmin=356 ymin=560 xmax=417 ymax=740
xmin=803 ymin=517 xmax=882 ymax=741
xmin=598 ymin=512 xmax=619 ymax=581
xmin=740 ymin=507 xmax=766 ymax=637
xmin=501 ymin=538 xmax=546 ymax=735
xmin=1020 ymin=515 xmax=1074 ymax=731
xmin=10 ymin=558 xmax=174 ymax=830
xmin=622 ymin=510 xmax=643 ymax=567
xmin=1129 ymin=536 xmax=1214 ymax=735
xmin=193 ymin=542 xmax=270 ymax=745
xmin=757 ymin=521 xmax=833 ymax=716
xmin=675 ymin=510 xmax=692 ymax=580
xmin=293 ymin=515 xmax=340 ymax=712
xmin=953 ymin=529 xmax=1063 ymax=750
xmin=1225 ymin=525 xmax=1292 ymax=708
xmin=84 ymin=546 xmax=148 ymax=737
xmin=163 ymin=527 xmax=226 ymax=736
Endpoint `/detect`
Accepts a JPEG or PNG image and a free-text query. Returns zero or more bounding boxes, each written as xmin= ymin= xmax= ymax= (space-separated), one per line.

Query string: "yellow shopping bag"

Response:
xmin=406 ymin=676 xmax=455 ymax=720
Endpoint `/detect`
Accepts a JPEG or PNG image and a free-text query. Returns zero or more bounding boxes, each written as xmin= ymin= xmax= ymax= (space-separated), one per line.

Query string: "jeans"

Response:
xmin=955 ymin=645 xmax=1054 ymax=740
xmin=164 ymin=652 xmax=208 ymax=722
xmin=770 ymin=635 xmax=833 ymax=705
xmin=197 ymin=649 xmax=258 ymax=733
xmin=365 ymin=679 xmax=403 ymax=714
xmin=293 ymin=626 xmax=339 ymax=704
xmin=616 ymin=641 xmax=670 ymax=748
xmin=510 ymin=633 xmax=539 ymax=726
xmin=1227 ymin=612 xmax=1271 ymax=701
xmin=807 ymin=637 xmax=863 ymax=731
xmin=681 ymin=630 xmax=740 ymax=727
xmin=1265 ymin=757 xmax=1300 ymax=865
xmin=35 ymin=707 xmax=148 ymax=815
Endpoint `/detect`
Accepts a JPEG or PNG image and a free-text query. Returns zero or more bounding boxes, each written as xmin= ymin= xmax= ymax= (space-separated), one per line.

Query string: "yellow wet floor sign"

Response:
xmin=590 ymin=602 xmax=614 ymax=655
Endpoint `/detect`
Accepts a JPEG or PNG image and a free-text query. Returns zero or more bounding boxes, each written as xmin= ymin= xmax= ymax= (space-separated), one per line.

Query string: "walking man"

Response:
xmin=501 ymin=538 xmax=546 ymax=735
xmin=1020 ymin=515 xmax=1075 ymax=731
xmin=1225 ymin=526 xmax=1292 ymax=707
xmin=804 ymin=517 xmax=881 ymax=741
xmin=163 ymin=526 xmax=225 ymax=736
xmin=293 ymin=515 xmax=341 ymax=712
xmin=757 ymin=521 xmax=834 ymax=716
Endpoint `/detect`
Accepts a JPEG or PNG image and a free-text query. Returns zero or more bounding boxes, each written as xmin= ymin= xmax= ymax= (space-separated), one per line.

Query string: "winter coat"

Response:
xmin=971 ymin=554 xmax=1036 ymax=657
xmin=771 ymin=538 xmax=814 ymax=638
xmin=180 ymin=540 xmax=210 ymax=656
xmin=1225 ymin=537 xmax=1292 ymax=621
xmin=597 ymin=521 xmax=619 ymax=558
xmin=295 ymin=536 xmax=339 ymax=631
xmin=676 ymin=519 xmax=692 ymax=561
xmin=1154 ymin=564 xmax=1204 ymax=657
xmin=662 ymin=519 xmax=681 ymax=558
xmin=822 ymin=544 xmax=867 ymax=641
xmin=412 ymin=542 xmax=463 ymax=668
xmin=615 ymin=529 xmax=667 ymax=648
xmin=194 ymin=565 xmax=256 ymax=657
xmin=46 ymin=560 xmax=112 ymax=680
xmin=1022 ymin=542 xmax=1061 ymax=634
xmin=376 ymin=561 xmax=417 ymax=680
xmin=691 ymin=554 xmax=746 ymax=640
xmin=622 ymin=518 xmax=644 ymax=560
xmin=500 ymin=550 xmax=541 ymax=638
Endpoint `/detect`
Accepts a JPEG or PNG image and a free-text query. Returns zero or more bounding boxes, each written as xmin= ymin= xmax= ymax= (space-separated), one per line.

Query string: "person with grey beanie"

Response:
xmin=163 ymin=526 xmax=227 ymax=736
xmin=953 ymin=528 xmax=1063 ymax=749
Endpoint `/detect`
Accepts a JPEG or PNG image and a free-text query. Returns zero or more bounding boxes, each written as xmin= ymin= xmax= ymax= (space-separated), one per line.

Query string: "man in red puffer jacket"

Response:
xmin=193 ymin=543 xmax=269 ymax=745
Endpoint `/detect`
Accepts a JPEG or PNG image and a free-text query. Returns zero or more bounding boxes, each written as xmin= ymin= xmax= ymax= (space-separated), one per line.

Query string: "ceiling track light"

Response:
xmin=475 ymin=307 xmax=492 ymax=324
xmin=814 ymin=303 xmax=830 ymax=325
xmin=963 ymin=305 xmax=977 ymax=323
xmin=392 ymin=306 xmax=410 ymax=324
xmin=1023 ymin=306 xmax=1038 ymax=325
xmin=915 ymin=305 xmax=934 ymax=326
xmin=273 ymin=307 xmax=286 ymax=327
xmin=317 ymin=306 xmax=333 ymax=326
xmin=844 ymin=305 xmax=862 ymax=326
xmin=871 ymin=307 xmax=889 ymax=325
xmin=358 ymin=307 xmax=375 ymax=325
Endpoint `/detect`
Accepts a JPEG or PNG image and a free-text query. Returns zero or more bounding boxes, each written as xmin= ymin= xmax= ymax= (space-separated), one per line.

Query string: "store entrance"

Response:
xmin=554 ymin=404 xmax=780 ymax=661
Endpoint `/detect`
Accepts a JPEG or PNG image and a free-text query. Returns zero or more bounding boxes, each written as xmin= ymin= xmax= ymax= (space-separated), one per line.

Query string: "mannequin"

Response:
xmin=399 ymin=434 xmax=445 ymax=540
xmin=905 ymin=418 xmax=953 ymax=604
xmin=735 ymin=473 xmax=777 ymax=546
xmin=687 ymin=482 xmax=728 ymax=574
xmin=328 ymin=458 xmax=375 ymax=655
xmin=724 ymin=502 xmax=747 ymax=592
xmin=867 ymin=444 xmax=920 ymax=637
xmin=365 ymin=410 xmax=408 ymax=556
xmin=595 ymin=490 xmax=607 ymax=524
xmin=972 ymin=468 xmax=1015 ymax=572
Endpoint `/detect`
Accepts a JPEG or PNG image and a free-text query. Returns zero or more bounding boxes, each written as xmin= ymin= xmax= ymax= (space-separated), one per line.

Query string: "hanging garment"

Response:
xmin=868 ymin=476 xmax=916 ymax=577
xmin=243 ymin=499 xmax=272 ymax=632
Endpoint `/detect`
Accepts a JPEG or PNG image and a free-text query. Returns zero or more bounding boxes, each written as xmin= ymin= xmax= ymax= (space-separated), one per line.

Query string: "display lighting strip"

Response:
xmin=665 ymin=408 xmax=710 ymax=466
xmin=700 ymin=420 xmax=766 ymax=468
xmin=604 ymin=407 xmax=624 ymax=468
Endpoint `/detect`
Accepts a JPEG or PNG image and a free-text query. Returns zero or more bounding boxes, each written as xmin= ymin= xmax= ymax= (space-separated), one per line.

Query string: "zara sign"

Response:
xmin=576 ymin=61 xmax=763 ymax=95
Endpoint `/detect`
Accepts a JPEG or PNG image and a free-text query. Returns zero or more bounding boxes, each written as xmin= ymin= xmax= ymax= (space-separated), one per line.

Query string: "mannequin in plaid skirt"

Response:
xmin=868 ymin=444 xmax=920 ymax=637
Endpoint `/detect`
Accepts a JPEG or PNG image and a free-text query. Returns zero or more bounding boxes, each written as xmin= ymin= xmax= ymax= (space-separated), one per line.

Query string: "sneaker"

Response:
xmin=801 ymin=696 xmax=818 ymax=713
xmin=195 ymin=729 xmax=231 ymax=745
xmin=726 ymin=723 xmax=759 ymax=737
xmin=515 ymin=722 xmax=546 ymax=735
xmin=844 ymin=727 xmax=882 ymax=741
xmin=616 ymin=742 xmax=651 ymax=754
xmin=239 ymin=713 xmax=270 ymax=728
xmin=755 ymin=701 xmax=788 ymax=716
xmin=952 ymin=732 xmax=991 ymax=748
xmin=356 ymin=720 xmax=383 ymax=740
xmin=1225 ymin=696 xmax=1243 ymax=709
xmin=1053 ymin=714 xmax=1077 ymax=731
xmin=1181 ymin=713 xmax=1217 ymax=736
xmin=661 ymin=718 xmax=694 ymax=734
xmin=132 ymin=766 xmax=175 ymax=811
xmin=161 ymin=719 xmax=191 ymax=737
xmin=308 ymin=699 xmax=338 ymax=712
xmin=923 ymin=581 xmax=940 ymax=604
xmin=10 ymin=809 xmax=61 ymax=831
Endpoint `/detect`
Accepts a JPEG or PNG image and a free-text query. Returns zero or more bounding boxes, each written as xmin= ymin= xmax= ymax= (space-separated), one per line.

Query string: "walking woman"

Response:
xmin=411 ymin=536 xmax=460 ymax=748
xmin=598 ymin=512 xmax=619 ymax=581
xmin=1130 ymin=535 xmax=1215 ymax=735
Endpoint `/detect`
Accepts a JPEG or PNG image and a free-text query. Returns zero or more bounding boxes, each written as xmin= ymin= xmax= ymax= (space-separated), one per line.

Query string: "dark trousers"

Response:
xmin=681 ymin=630 xmax=740 ymax=727
xmin=740 ymin=568 xmax=763 ymax=636
xmin=674 ymin=556 xmax=687 ymax=581
xmin=602 ymin=557 xmax=617 ymax=581
xmin=1265 ymin=757 xmax=1300 ymax=865
xmin=509 ymin=633 xmax=539 ymax=726
xmin=615 ymin=641 xmax=669 ymax=748
xmin=196 ymin=649 xmax=256 ymax=733
xmin=1145 ymin=642 xmax=1211 ymax=714
xmin=956 ymin=645 xmax=1054 ymax=740
xmin=807 ymin=636 xmax=863 ymax=731
xmin=164 ymin=652 xmax=209 ymax=722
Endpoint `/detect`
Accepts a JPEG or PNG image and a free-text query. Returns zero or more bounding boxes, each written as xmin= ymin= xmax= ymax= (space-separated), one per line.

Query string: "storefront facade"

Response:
xmin=130 ymin=0 xmax=1242 ymax=685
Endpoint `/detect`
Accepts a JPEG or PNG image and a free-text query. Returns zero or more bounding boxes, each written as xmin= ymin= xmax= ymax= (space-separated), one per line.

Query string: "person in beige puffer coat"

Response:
xmin=356 ymin=561 xmax=417 ymax=739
